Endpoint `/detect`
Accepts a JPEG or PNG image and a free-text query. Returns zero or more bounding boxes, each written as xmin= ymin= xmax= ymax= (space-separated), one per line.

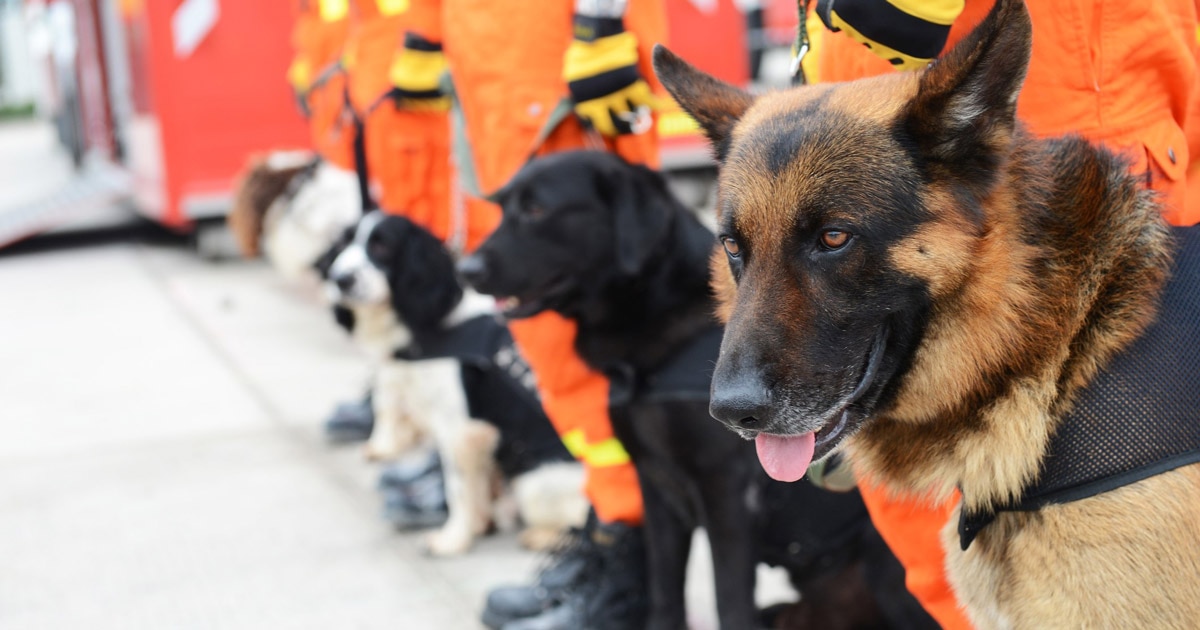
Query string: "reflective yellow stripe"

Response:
xmin=657 ymin=110 xmax=699 ymax=138
xmin=377 ymin=0 xmax=410 ymax=16
xmin=288 ymin=58 xmax=313 ymax=91
xmin=582 ymin=437 xmax=631 ymax=467
xmin=562 ymin=429 xmax=588 ymax=458
xmin=560 ymin=430 xmax=632 ymax=467
xmin=319 ymin=0 xmax=349 ymax=22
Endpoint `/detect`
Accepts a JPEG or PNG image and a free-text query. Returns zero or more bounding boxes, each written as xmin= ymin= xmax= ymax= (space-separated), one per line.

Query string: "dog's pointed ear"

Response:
xmin=904 ymin=0 xmax=1031 ymax=165
xmin=611 ymin=162 xmax=671 ymax=276
xmin=653 ymin=45 xmax=754 ymax=162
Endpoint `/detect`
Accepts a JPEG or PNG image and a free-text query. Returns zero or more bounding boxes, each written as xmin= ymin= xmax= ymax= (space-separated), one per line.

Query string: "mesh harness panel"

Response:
xmin=960 ymin=225 xmax=1200 ymax=549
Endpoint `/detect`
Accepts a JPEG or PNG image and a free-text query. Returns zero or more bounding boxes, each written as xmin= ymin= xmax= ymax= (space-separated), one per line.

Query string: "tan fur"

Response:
xmin=227 ymin=154 xmax=311 ymax=258
xmin=710 ymin=248 xmax=737 ymax=323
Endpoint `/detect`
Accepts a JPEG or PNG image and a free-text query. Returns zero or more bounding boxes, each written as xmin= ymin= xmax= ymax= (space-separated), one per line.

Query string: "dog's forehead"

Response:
xmin=505 ymin=157 xmax=605 ymax=210
xmin=719 ymin=74 xmax=918 ymax=241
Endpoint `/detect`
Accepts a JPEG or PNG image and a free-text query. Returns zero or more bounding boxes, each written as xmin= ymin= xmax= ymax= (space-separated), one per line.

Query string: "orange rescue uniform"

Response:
xmin=290 ymin=1 xmax=354 ymax=170
xmin=819 ymin=1 xmax=1199 ymax=627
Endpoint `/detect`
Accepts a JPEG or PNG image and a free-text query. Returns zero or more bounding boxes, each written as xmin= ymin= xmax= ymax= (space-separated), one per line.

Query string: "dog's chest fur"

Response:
xmin=349 ymin=304 xmax=412 ymax=362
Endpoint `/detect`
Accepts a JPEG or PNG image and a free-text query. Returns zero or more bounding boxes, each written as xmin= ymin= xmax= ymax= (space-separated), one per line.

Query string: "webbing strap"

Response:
xmin=443 ymin=74 xmax=577 ymax=201
xmin=791 ymin=0 xmax=813 ymax=84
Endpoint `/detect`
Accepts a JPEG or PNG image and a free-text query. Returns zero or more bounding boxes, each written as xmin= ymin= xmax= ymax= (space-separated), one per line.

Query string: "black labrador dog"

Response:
xmin=459 ymin=151 xmax=934 ymax=629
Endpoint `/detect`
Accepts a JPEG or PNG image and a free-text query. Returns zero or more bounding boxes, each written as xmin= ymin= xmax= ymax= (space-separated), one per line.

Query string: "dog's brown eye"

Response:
xmin=721 ymin=237 xmax=741 ymax=258
xmin=820 ymin=230 xmax=850 ymax=250
xmin=526 ymin=206 xmax=545 ymax=219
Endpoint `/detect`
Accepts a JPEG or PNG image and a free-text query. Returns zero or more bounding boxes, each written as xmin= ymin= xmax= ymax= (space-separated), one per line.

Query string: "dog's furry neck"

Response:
xmin=850 ymin=131 xmax=1173 ymax=511
xmin=350 ymin=303 xmax=412 ymax=363
xmin=567 ymin=205 xmax=718 ymax=373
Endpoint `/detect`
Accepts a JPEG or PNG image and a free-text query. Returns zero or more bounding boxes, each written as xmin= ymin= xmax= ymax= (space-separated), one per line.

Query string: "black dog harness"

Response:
xmin=960 ymin=225 xmax=1200 ymax=549
xmin=393 ymin=315 xmax=573 ymax=478
xmin=606 ymin=326 xmax=726 ymax=408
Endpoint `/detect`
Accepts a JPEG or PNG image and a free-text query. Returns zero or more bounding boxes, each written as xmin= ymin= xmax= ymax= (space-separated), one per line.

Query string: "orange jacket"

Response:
xmin=820 ymin=0 xmax=1199 ymax=223
xmin=824 ymin=2 xmax=1199 ymax=628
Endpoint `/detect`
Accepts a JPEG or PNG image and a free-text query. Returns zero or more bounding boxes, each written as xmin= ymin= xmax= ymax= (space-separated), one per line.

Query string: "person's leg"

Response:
xmin=856 ymin=482 xmax=973 ymax=630
xmin=506 ymin=312 xmax=643 ymax=525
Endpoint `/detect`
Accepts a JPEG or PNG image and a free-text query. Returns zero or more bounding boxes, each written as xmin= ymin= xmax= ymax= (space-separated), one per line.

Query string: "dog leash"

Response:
xmin=791 ymin=0 xmax=812 ymax=85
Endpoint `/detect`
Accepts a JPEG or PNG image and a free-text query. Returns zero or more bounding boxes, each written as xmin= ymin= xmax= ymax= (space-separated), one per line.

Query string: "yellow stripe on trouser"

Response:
xmin=562 ymin=429 xmax=632 ymax=467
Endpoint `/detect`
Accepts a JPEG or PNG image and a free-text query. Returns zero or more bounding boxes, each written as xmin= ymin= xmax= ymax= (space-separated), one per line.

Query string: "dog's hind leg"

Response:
xmin=698 ymin=471 xmax=759 ymax=630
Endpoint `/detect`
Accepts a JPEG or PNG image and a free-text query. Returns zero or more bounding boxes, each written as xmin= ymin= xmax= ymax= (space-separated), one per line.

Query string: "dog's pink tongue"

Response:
xmin=755 ymin=433 xmax=816 ymax=482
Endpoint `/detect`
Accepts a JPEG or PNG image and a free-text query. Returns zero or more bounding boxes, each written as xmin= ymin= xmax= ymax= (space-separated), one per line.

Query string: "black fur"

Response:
xmin=372 ymin=216 xmax=464 ymax=340
xmin=315 ymin=227 xmax=356 ymax=332
xmin=462 ymin=151 xmax=933 ymax=630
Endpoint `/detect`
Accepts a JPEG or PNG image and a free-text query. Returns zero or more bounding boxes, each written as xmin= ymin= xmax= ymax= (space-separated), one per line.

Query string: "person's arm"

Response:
xmin=563 ymin=0 xmax=658 ymax=136
xmin=816 ymin=0 xmax=964 ymax=70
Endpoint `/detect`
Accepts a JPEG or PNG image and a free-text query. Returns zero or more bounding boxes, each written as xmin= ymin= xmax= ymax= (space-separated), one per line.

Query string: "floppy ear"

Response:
xmin=331 ymin=305 xmax=356 ymax=333
xmin=653 ymin=45 xmax=755 ymax=162
xmin=903 ymin=0 xmax=1031 ymax=167
xmin=227 ymin=156 xmax=310 ymax=258
xmin=610 ymin=162 xmax=672 ymax=276
xmin=387 ymin=218 xmax=463 ymax=334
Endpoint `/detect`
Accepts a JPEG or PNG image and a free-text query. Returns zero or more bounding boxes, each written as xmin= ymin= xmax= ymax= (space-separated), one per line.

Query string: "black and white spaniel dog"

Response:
xmin=321 ymin=210 xmax=587 ymax=555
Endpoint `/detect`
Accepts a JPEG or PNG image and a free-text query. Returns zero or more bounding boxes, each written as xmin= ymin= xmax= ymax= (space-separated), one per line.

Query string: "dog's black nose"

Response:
xmin=710 ymin=374 xmax=772 ymax=430
xmin=334 ymin=274 xmax=355 ymax=292
xmin=457 ymin=254 xmax=489 ymax=287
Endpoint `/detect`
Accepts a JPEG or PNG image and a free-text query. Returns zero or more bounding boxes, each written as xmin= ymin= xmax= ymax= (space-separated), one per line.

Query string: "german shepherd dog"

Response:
xmin=654 ymin=0 xmax=1200 ymax=627
xmin=459 ymin=151 xmax=935 ymax=629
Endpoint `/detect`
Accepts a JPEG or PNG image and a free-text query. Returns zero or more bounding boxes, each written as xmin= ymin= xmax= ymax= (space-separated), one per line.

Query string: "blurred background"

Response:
xmin=0 ymin=1 xmax=802 ymax=628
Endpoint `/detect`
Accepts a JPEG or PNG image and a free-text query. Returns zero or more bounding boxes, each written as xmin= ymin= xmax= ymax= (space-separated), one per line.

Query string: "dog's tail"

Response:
xmin=227 ymin=151 xmax=318 ymax=258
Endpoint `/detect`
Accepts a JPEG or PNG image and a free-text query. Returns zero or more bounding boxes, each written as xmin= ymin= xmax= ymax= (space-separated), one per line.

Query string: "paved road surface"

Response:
xmin=0 ymin=122 xmax=794 ymax=630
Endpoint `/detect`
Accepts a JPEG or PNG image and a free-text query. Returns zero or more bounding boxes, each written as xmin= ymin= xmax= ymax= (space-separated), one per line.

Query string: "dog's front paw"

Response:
xmin=424 ymin=527 xmax=474 ymax=556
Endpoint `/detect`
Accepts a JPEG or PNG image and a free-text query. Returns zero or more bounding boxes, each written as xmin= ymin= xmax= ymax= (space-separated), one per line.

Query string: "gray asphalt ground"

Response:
xmin=0 ymin=120 xmax=794 ymax=629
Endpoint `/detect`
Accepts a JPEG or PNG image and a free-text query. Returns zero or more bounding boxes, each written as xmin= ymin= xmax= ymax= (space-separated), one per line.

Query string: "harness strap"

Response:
xmin=444 ymin=74 xmax=580 ymax=202
xmin=791 ymin=0 xmax=812 ymax=84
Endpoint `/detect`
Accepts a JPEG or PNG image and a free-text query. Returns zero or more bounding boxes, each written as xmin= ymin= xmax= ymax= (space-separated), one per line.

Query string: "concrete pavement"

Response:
xmin=0 ymin=119 xmax=795 ymax=630
xmin=0 ymin=240 xmax=539 ymax=629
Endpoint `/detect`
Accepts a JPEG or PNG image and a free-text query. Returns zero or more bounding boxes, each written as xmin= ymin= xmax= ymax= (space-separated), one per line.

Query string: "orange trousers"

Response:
xmin=421 ymin=0 xmax=669 ymax=525
xmin=820 ymin=1 xmax=1199 ymax=627
xmin=290 ymin=2 xmax=354 ymax=171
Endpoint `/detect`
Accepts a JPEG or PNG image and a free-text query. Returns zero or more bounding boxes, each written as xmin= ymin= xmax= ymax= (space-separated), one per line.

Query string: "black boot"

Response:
xmin=481 ymin=513 xmax=601 ymax=629
xmin=380 ymin=474 xmax=448 ymax=530
xmin=323 ymin=391 xmax=374 ymax=443
xmin=377 ymin=449 xmax=441 ymax=492
xmin=500 ymin=520 xmax=648 ymax=630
